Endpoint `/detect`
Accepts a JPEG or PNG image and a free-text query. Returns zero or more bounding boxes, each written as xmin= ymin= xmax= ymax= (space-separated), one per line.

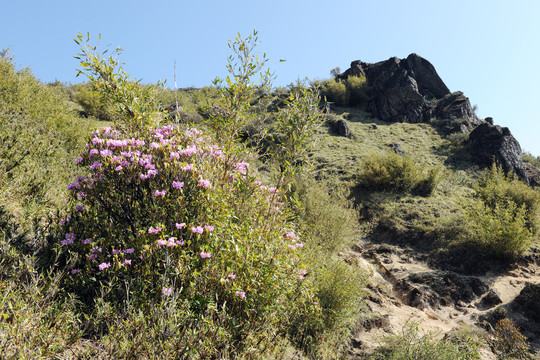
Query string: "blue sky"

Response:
xmin=3 ymin=0 xmax=540 ymax=155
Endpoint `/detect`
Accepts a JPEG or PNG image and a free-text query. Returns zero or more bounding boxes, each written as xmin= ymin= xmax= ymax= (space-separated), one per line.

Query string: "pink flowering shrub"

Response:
xmin=59 ymin=124 xmax=321 ymax=348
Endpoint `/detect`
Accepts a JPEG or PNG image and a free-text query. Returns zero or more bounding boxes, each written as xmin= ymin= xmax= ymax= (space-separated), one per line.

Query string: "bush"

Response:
xmin=490 ymin=318 xmax=532 ymax=359
xmin=71 ymin=82 xmax=117 ymax=121
xmin=319 ymin=76 xmax=368 ymax=108
xmin=0 ymin=54 xmax=93 ymax=228
xmin=345 ymin=75 xmax=369 ymax=107
xmin=467 ymin=165 xmax=540 ymax=258
xmin=320 ymin=79 xmax=348 ymax=107
xmin=357 ymin=152 xmax=442 ymax=196
xmin=58 ymin=125 xmax=321 ymax=356
xmin=369 ymin=321 xmax=481 ymax=360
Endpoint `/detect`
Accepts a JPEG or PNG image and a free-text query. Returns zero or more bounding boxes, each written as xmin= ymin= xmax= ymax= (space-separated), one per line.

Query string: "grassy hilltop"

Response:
xmin=1 ymin=34 xmax=539 ymax=359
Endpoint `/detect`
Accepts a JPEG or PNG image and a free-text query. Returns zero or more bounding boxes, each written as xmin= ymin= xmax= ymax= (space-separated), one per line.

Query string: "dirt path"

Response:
xmin=342 ymin=241 xmax=540 ymax=359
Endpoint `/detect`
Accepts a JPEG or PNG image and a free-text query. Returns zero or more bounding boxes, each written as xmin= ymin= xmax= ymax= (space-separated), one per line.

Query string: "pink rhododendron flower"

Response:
xmin=89 ymin=148 xmax=99 ymax=157
xmin=172 ymin=181 xmax=184 ymax=189
xmin=182 ymin=164 xmax=195 ymax=171
xmin=228 ymin=273 xmax=236 ymax=280
xmin=71 ymin=269 xmax=80 ymax=275
xmin=122 ymin=259 xmax=132 ymax=266
xmin=98 ymin=262 xmax=111 ymax=271
xmin=204 ymin=225 xmax=215 ymax=232
xmin=124 ymin=248 xmax=135 ymax=254
xmin=162 ymin=287 xmax=173 ymax=296
xmin=191 ymin=226 xmax=204 ymax=234
xmin=115 ymin=165 xmax=123 ymax=172
xmin=148 ymin=226 xmax=162 ymax=234
xmin=81 ymin=238 xmax=92 ymax=244
xmin=75 ymin=157 xmax=83 ymax=164
xmin=154 ymin=189 xmax=166 ymax=197
xmin=200 ymin=252 xmax=211 ymax=258
xmin=235 ymin=291 xmax=246 ymax=299
xmin=90 ymin=161 xmax=102 ymax=170
xmin=198 ymin=179 xmax=211 ymax=189
xmin=175 ymin=222 xmax=186 ymax=229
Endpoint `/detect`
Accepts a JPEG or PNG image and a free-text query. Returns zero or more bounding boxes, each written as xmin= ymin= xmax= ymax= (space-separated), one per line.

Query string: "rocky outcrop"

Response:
xmin=337 ymin=53 xmax=451 ymax=123
xmin=324 ymin=114 xmax=351 ymax=138
xmin=512 ymin=283 xmax=540 ymax=322
xmin=468 ymin=123 xmax=529 ymax=182
xmin=428 ymin=91 xmax=483 ymax=132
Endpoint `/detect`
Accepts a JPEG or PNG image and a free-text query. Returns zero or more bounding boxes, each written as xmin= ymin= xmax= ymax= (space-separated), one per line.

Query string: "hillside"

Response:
xmin=1 ymin=41 xmax=540 ymax=359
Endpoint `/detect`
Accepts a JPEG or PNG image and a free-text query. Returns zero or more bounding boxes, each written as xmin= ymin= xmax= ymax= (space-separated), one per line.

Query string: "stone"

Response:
xmin=430 ymin=91 xmax=483 ymax=132
xmin=389 ymin=142 xmax=405 ymax=156
xmin=480 ymin=289 xmax=503 ymax=308
xmin=512 ymin=283 xmax=540 ymax=322
xmin=337 ymin=53 xmax=450 ymax=123
xmin=324 ymin=114 xmax=351 ymax=138
xmin=468 ymin=123 xmax=529 ymax=182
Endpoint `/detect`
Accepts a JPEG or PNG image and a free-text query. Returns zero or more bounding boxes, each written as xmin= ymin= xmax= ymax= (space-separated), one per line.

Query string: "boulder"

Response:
xmin=480 ymin=289 xmax=503 ymax=308
xmin=389 ymin=143 xmax=405 ymax=156
xmin=512 ymin=283 xmax=540 ymax=322
xmin=429 ymin=92 xmax=483 ymax=132
xmin=325 ymin=114 xmax=351 ymax=138
xmin=468 ymin=123 xmax=529 ymax=182
xmin=337 ymin=54 xmax=451 ymax=123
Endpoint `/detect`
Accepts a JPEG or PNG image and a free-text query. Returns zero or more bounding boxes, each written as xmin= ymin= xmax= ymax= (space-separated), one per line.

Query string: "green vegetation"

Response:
xmin=357 ymin=152 xmax=442 ymax=196
xmin=317 ymin=75 xmax=369 ymax=107
xmin=368 ymin=321 xmax=481 ymax=359
xmin=2 ymin=30 xmax=540 ymax=359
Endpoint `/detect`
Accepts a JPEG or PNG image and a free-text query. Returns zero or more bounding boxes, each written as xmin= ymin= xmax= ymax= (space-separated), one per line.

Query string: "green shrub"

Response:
xmin=71 ymin=82 xmax=117 ymax=121
xmin=357 ymin=152 xmax=441 ymax=196
xmin=0 ymin=55 xmax=93 ymax=227
xmin=320 ymin=79 xmax=348 ymax=107
xmin=490 ymin=318 xmax=532 ymax=359
xmin=466 ymin=165 xmax=540 ymax=258
xmin=369 ymin=321 xmax=481 ymax=359
xmin=345 ymin=75 xmax=369 ymax=107
xmin=58 ymin=125 xmax=321 ymax=356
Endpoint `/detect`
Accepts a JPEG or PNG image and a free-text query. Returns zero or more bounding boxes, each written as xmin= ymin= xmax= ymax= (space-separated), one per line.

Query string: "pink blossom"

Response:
xmin=124 ymin=248 xmax=135 ymax=254
xmin=204 ymin=225 xmax=215 ymax=232
xmin=76 ymin=205 xmax=85 ymax=211
xmin=296 ymin=243 xmax=304 ymax=248
xmin=198 ymin=179 xmax=211 ymax=189
xmin=191 ymin=226 xmax=204 ymax=234
xmin=170 ymin=152 xmax=179 ymax=160
xmin=92 ymin=137 xmax=104 ymax=145
xmin=75 ymin=157 xmax=83 ymax=164
xmin=98 ymin=262 xmax=111 ymax=271
xmin=182 ymin=164 xmax=195 ymax=171
xmin=115 ymin=165 xmax=123 ymax=172
xmin=162 ymin=287 xmax=173 ymax=296
xmin=172 ymin=181 xmax=184 ymax=189
xmin=148 ymin=226 xmax=162 ymax=234
xmin=122 ymin=259 xmax=132 ymax=266
xmin=77 ymin=192 xmax=86 ymax=199
xmin=71 ymin=269 xmax=80 ymax=275
xmin=147 ymin=169 xmax=158 ymax=177
xmin=100 ymin=149 xmax=113 ymax=157
xmin=176 ymin=239 xmax=185 ymax=246
xmin=200 ymin=252 xmax=211 ymax=258
xmin=112 ymin=249 xmax=122 ymax=255
xmin=154 ymin=189 xmax=166 ymax=197
xmin=175 ymin=222 xmax=186 ymax=229
xmin=150 ymin=142 xmax=160 ymax=149
xmin=234 ymin=162 xmax=250 ymax=173
xmin=60 ymin=216 xmax=71 ymax=225
xmin=81 ymin=238 xmax=92 ymax=244
xmin=89 ymin=149 xmax=99 ymax=157
xmin=235 ymin=291 xmax=246 ymax=299
xmin=87 ymin=254 xmax=97 ymax=260
xmin=90 ymin=161 xmax=102 ymax=170
xmin=228 ymin=273 xmax=236 ymax=280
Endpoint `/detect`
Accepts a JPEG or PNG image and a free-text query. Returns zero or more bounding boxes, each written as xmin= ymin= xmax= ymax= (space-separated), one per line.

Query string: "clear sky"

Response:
xmin=2 ymin=0 xmax=540 ymax=155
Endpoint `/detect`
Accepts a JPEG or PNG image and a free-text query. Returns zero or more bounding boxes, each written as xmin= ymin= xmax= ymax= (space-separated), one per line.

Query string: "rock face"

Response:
xmin=428 ymin=91 xmax=483 ymax=132
xmin=468 ymin=123 xmax=529 ymax=182
xmin=513 ymin=283 xmax=540 ymax=322
xmin=338 ymin=53 xmax=451 ymax=123
xmin=324 ymin=114 xmax=351 ymax=138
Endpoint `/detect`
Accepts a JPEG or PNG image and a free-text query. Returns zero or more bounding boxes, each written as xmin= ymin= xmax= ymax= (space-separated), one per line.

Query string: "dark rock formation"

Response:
xmin=480 ymin=289 xmax=503 ymax=308
xmin=512 ymin=283 xmax=540 ymax=322
xmin=428 ymin=92 xmax=483 ymax=132
xmin=389 ymin=143 xmax=405 ymax=156
xmin=324 ymin=114 xmax=351 ymax=138
xmin=524 ymin=163 xmax=540 ymax=187
xmin=468 ymin=123 xmax=529 ymax=182
xmin=338 ymin=53 xmax=450 ymax=123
